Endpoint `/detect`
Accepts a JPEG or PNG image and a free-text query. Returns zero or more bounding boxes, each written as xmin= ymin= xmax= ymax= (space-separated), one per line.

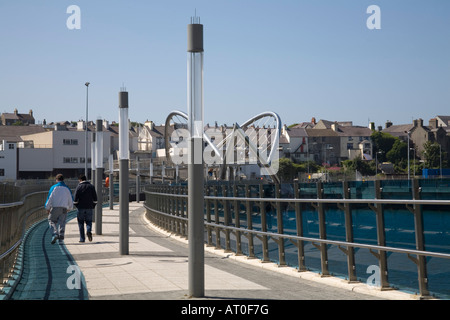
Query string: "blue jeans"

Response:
xmin=77 ymin=208 xmax=93 ymax=242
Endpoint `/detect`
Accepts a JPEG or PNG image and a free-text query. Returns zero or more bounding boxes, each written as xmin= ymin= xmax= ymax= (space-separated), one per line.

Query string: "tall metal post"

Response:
xmin=109 ymin=154 xmax=114 ymax=210
xmin=95 ymin=119 xmax=104 ymax=235
xmin=187 ymin=18 xmax=204 ymax=298
xmin=119 ymin=90 xmax=129 ymax=255
xmin=136 ymin=156 xmax=140 ymax=203
xmin=84 ymin=82 xmax=90 ymax=178
xmin=91 ymin=132 xmax=96 ymax=222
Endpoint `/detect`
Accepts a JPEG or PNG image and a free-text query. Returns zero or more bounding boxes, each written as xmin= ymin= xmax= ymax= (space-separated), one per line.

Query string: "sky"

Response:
xmin=1 ymin=0 xmax=449 ymax=129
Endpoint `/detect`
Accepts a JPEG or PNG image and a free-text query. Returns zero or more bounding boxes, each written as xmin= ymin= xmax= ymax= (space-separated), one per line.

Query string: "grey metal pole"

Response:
xmin=119 ymin=90 xmax=129 ymax=255
xmin=187 ymin=18 xmax=205 ymax=298
xmin=136 ymin=156 xmax=140 ymax=203
xmin=91 ymin=133 xmax=96 ymax=223
xmin=95 ymin=119 xmax=103 ymax=235
xmin=84 ymin=82 xmax=89 ymax=178
xmin=109 ymin=154 xmax=114 ymax=210
xmin=188 ymin=137 xmax=204 ymax=297
xmin=119 ymin=158 xmax=129 ymax=255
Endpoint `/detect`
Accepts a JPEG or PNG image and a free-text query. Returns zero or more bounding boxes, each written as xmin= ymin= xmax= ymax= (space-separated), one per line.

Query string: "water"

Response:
xmin=202 ymin=180 xmax=450 ymax=299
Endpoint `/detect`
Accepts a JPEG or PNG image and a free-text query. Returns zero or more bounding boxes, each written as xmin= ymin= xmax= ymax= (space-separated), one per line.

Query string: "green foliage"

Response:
xmin=422 ymin=141 xmax=448 ymax=168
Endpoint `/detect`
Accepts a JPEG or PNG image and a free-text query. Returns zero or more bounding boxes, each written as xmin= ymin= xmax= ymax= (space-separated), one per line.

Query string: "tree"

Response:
xmin=371 ymin=131 xmax=396 ymax=162
xmin=342 ymin=158 xmax=375 ymax=176
xmin=386 ymin=139 xmax=407 ymax=167
xmin=422 ymin=141 xmax=447 ymax=168
xmin=277 ymin=158 xmax=296 ymax=182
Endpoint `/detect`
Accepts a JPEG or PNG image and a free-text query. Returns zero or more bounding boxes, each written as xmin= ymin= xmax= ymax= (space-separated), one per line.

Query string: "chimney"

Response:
xmin=77 ymin=120 xmax=85 ymax=131
xmin=385 ymin=121 xmax=392 ymax=129
xmin=331 ymin=122 xmax=339 ymax=132
xmin=429 ymin=118 xmax=438 ymax=129
xmin=103 ymin=119 xmax=109 ymax=130
xmin=369 ymin=122 xmax=375 ymax=130
xmin=29 ymin=109 xmax=33 ymax=117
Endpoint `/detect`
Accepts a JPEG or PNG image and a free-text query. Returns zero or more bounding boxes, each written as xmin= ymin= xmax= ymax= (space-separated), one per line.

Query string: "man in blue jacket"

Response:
xmin=45 ymin=174 xmax=74 ymax=244
xmin=73 ymin=174 xmax=97 ymax=242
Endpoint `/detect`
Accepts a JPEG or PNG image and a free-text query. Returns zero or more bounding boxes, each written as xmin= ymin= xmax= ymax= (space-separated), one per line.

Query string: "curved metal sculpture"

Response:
xmin=164 ymin=110 xmax=282 ymax=184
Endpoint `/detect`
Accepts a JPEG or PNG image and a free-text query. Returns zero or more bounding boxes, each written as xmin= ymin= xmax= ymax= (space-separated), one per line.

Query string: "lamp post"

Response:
xmin=109 ymin=154 xmax=114 ymax=210
xmin=410 ymin=147 xmax=416 ymax=178
xmin=95 ymin=119 xmax=104 ymax=235
xmin=119 ymin=89 xmax=129 ymax=255
xmin=84 ymin=82 xmax=90 ymax=178
xmin=187 ymin=17 xmax=204 ymax=298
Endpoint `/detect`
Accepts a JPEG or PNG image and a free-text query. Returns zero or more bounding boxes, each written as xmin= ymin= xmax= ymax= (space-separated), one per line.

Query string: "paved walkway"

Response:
xmin=8 ymin=202 xmax=418 ymax=301
xmin=64 ymin=202 xmax=414 ymax=300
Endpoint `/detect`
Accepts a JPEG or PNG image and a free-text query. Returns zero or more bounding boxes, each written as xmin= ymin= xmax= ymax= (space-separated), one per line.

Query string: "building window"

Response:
xmin=63 ymin=139 xmax=78 ymax=145
xmin=8 ymin=144 xmax=14 ymax=149
xmin=0 ymin=169 xmax=4 ymax=176
xmin=63 ymin=157 xmax=79 ymax=163
xmin=347 ymin=143 xmax=354 ymax=150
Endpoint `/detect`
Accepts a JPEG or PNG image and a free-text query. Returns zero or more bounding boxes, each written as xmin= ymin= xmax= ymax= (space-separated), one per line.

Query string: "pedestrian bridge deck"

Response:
xmin=5 ymin=202 xmax=417 ymax=301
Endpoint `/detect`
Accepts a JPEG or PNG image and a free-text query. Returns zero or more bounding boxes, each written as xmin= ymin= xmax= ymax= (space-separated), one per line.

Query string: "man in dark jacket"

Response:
xmin=73 ymin=174 xmax=97 ymax=242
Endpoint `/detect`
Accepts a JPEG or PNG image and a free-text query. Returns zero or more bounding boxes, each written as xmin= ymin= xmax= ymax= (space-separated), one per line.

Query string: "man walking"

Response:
xmin=45 ymin=174 xmax=74 ymax=244
xmin=73 ymin=174 xmax=97 ymax=242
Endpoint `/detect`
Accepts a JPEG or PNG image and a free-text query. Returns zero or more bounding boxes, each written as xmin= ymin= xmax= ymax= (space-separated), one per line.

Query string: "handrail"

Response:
xmin=143 ymin=203 xmax=450 ymax=260
xmin=145 ymin=191 xmax=450 ymax=206
xmin=144 ymin=184 xmax=450 ymax=299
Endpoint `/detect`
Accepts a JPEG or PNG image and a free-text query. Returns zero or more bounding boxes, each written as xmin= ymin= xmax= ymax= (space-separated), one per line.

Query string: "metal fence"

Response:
xmin=0 ymin=180 xmax=79 ymax=294
xmin=144 ymin=179 xmax=450 ymax=299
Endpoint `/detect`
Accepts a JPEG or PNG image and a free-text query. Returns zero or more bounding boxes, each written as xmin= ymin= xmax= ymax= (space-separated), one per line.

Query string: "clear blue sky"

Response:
xmin=1 ymin=0 xmax=449 ymax=129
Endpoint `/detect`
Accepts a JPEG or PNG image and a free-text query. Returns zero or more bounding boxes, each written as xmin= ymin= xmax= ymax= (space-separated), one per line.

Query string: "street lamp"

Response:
xmin=187 ymin=17 xmax=205 ymax=298
xmin=119 ymin=89 xmax=129 ymax=255
xmin=84 ymin=82 xmax=90 ymax=178
xmin=95 ymin=119 xmax=104 ymax=235
xmin=410 ymin=147 xmax=416 ymax=178
xmin=375 ymin=150 xmax=383 ymax=177
xmin=405 ymin=130 xmax=411 ymax=181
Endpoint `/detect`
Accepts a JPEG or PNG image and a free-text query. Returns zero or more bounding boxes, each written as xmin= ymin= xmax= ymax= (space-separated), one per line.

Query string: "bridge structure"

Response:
xmin=1 ymin=110 xmax=450 ymax=302
xmin=1 ymin=173 xmax=450 ymax=302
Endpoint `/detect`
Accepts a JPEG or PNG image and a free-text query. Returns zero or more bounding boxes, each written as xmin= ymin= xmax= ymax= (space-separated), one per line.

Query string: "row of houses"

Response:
xmin=1 ymin=112 xmax=450 ymax=181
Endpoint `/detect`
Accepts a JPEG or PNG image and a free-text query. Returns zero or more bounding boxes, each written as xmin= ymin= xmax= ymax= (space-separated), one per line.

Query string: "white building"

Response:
xmin=0 ymin=140 xmax=17 ymax=181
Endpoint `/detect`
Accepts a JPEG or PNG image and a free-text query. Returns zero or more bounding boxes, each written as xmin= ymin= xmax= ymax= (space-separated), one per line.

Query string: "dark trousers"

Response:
xmin=77 ymin=208 xmax=93 ymax=242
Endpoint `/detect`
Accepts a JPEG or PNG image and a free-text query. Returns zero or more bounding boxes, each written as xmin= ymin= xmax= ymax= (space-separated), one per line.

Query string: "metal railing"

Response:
xmin=0 ymin=191 xmax=48 ymax=292
xmin=0 ymin=180 xmax=80 ymax=294
xmin=144 ymin=179 xmax=450 ymax=299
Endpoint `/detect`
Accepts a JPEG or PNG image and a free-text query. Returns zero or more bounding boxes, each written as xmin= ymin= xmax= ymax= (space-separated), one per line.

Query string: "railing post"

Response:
xmin=259 ymin=184 xmax=270 ymax=263
xmin=275 ymin=184 xmax=286 ymax=266
xmin=214 ymin=185 xmax=221 ymax=249
xmin=222 ymin=185 xmax=232 ymax=252
xmin=245 ymin=185 xmax=255 ymax=258
xmin=317 ymin=181 xmax=329 ymax=276
xmin=412 ymin=179 xmax=430 ymax=298
xmin=233 ymin=184 xmax=243 ymax=255
xmin=343 ymin=181 xmax=357 ymax=282
xmin=294 ymin=182 xmax=306 ymax=271
xmin=374 ymin=180 xmax=390 ymax=289
xmin=205 ymin=185 xmax=213 ymax=246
